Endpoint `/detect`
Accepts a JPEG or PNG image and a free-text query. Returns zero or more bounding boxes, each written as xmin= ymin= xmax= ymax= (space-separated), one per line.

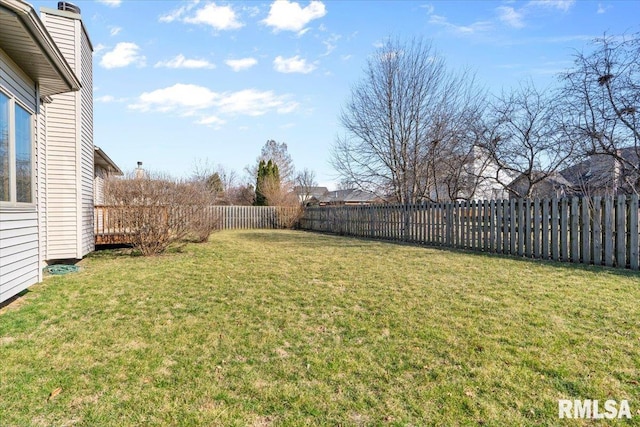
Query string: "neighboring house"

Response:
xmin=507 ymin=171 xmax=573 ymax=200
xmin=560 ymin=147 xmax=640 ymax=197
xmin=293 ymin=185 xmax=328 ymax=206
xmin=429 ymin=145 xmax=515 ymax=202
xmin=318 ymin=188 xmax=384 ymax=206
xmin=94 ymin=146 xmax=123 ymax=205
xmin=462 ymin=145 xmax=514 ymax=201
xmin=1 ymin=1 xmax=117 ymax=304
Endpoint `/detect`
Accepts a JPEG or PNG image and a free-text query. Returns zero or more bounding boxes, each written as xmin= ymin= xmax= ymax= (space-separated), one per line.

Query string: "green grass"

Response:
xmin=1 ymin=230 xmax=639 ymax=426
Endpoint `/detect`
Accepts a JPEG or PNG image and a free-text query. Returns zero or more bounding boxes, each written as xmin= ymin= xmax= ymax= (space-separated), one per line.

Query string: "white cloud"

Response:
xmin=196 ymin=115 xmax=226 ymax=127
xmin=93 ymin=43 xmax=107 ymax=56
xmin=225 ymin=57 xmax=258 ymax=71
xmin=321 ymin=34 xmax=341 ymax=56
xmin=159 ymin=1 xmax=198 ymax=23
xmin=243 ymin=5 xmax=261 ymax=18
xmin=109 ymin=26 xmax=122 ymax=36
xmin=420 ymin=4 xmax=435 ymax=14
xmin=497 ymin=6 xmax=525 ymax=28
xmin=100 ymin=42 xmax=146 ymax=69
xmin=184 ymin=3 xmax=243 ymax=30
xmin=130 ymin=84 xmax=218 ymax=113
xmin=155 ymin=54 xmax=215 ymax=69
xmin=216 ymin=89 xmax=297 ymax=116
xmin=596 ymin=3 xmax=609 ymax=14
xmin=95 ymin=95 xmax=126 ymax=103
xmin=95 ymin=95 xmax=115 ymax=103
xmin=428 ymin=14 xmax=493 ymax=35
xmin=528 ymin=0 xmax=575 ymax=12
xmin=273 ymin=55 xmax=316 ymax=74
xmin=97 ymin=0 xmax=121 ymax=7
xmin=263 ymin=0 xmax=326 ymax=33
xmin=129 ymin=84 xmax=299 ymax=124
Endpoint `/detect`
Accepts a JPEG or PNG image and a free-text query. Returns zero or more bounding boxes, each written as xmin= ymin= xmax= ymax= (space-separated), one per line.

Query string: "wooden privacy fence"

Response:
xmin=298 ymin=195 xmax=640 ymax=270
xmin=94 ymin=205 xmax=301 ymax=244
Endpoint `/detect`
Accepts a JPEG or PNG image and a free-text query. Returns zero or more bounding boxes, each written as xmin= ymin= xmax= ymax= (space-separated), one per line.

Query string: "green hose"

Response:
xmin=44 ymin=265 xmax=80 ymax=275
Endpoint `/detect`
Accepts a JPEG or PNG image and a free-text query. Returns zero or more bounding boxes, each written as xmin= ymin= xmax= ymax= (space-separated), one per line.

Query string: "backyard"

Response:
xmin=0 ymin=230 xmax=639 ymax=426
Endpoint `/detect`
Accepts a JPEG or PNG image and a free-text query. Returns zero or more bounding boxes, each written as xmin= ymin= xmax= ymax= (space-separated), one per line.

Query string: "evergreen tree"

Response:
xmin=255 ymin=159 xmax=280 ymax=206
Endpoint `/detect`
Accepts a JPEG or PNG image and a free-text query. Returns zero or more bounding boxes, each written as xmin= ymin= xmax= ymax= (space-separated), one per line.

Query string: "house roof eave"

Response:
xmin=0 ymin=0 xmax=81 ymax=98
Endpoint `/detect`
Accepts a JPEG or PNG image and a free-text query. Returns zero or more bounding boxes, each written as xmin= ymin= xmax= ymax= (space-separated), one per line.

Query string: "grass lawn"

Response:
xmin=1 ymin=230 xmax=639 ymax=426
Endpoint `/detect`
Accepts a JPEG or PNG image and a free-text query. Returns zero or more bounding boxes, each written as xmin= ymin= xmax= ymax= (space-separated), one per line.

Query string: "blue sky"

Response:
xmin=32 ymin=0 xmax=640 ymax=187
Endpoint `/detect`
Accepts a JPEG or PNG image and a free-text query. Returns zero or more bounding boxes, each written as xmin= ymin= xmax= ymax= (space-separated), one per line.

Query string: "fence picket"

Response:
xmin=592 ymin=197 xmax=602 ymax=266
xmin=560 ymin=198 xmax=569 ymax=262
xmin=581 ymin=198 xmax=591 ymax=264
xmin=571 ymin=197 xmax=580 ymax=263
xmin=630 ymin=195 xmax=639 ymax=270
xmin=616 ymin=195 xmax=627 ymax=268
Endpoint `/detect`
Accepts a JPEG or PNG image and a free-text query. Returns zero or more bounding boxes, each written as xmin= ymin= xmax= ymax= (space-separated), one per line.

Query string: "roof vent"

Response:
xmin=57 ymin=2 xmax=81 ymax=14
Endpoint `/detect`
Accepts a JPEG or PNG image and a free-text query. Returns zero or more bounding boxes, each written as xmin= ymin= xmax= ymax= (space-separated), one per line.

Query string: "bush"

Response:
xmin=104 ymin=172 xmax=220 ymax=255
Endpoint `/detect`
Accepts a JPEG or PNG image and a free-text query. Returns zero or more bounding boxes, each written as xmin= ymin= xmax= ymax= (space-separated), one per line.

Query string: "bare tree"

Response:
xmin=561 ymin=32 xmax=640 ymax=194
xmin=227 ymin=184 xmax=255 ymax=206
xmin=191 ymin=159 xmax=239 ymax=204
xmin=246 ymin=140 xmax=295 ymax=186
xmin=331 ymin=37 xmax=486 ymax=203
xmin=482 ymin=81 xmax=576 ymax=199
xmin=294 ymin=168 xmax=318 ymax=204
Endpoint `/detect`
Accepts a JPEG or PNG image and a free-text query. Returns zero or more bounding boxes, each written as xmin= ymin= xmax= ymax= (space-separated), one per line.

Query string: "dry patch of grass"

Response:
xmin=0 ymin=230 xmax=639 ymax=426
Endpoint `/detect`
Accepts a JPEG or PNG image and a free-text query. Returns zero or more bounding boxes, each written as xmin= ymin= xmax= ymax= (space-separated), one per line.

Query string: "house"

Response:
xmin=462 ymin=145 xmax=514 ymax=201
xmin=318 ymin=188 xmax=384 ymax=206
xmin=293 ymin=185 xmax=328 ymax=206
xmin=94 ymin=146 xmax=123 ymax=205
xmin=560 ymin=147 xmax=640 ymax=197
xmin=507 ymin=171 xmax=573 ymax=199
xmin=1 ymin=0 xmax=117 ymax=304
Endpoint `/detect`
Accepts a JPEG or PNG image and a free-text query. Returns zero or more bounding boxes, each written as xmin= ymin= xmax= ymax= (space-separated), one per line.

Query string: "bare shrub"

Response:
xmin=276 ymin=205 xmax=303 ymax=229
xmin=257 ymin=175 xmax=302 ymax=228
xmin=104 ymin=172 xmax=219 ymax=255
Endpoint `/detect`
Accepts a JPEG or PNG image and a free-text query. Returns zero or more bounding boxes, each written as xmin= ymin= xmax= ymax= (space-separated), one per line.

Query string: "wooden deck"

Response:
xmin=94 ymin=206 xmax=135 ymax=245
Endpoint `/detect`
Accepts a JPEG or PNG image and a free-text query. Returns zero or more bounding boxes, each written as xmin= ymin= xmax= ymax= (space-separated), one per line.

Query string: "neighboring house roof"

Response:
xmin=509 ymin=171 xmax=573 ymax=188
xmin=0 ymin=0 xmax=81 ymax=98
xmin=507 ymin=171 xmax=574 ymax=198
xmin=319 ymin=188 xmax=382 ymax=204
xmin=561 ymin=147 xmax=640 ymax=189
xmin=94 ymin=146 xmax=123 ymax=176
xmin=293 ymin=186 xmax=328 ymax=199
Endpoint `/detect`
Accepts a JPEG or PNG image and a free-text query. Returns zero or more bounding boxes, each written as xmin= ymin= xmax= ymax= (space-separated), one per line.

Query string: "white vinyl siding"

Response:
xmin=0 ymin=48 xmax=37 ymax=112
xmin=80 ymin=26 xmax=93 ymax=256
xmin=37 ymin=102 xmax=47 ymax=264
xmin=0 ymin=51 xmax=40 ymax=303
xmin=0 ymin=210 xmax=39 ymax=302
xmin=94 ymin=165 xmax=106 ymax=205
xmin=41 ymin=10 xmax=93 ymax=260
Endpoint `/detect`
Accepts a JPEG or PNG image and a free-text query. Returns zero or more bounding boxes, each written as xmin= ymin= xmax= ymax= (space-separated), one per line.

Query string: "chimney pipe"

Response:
xmin=57 ymin=2 xmax=81 ymax=14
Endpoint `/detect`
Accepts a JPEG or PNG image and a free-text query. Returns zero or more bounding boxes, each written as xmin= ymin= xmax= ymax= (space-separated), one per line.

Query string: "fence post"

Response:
xmin=560 ymin=198 xmax=569 ymax=262
xmin=571 ymin=197 xmax=580 ymax=263
xmin=592 ymin=197 xmax=602 ymax=266
xmin=616 ymin=195 xmax=627 ymax=268
xmin=630 ymin=195 xmax=639 ymax=270
xmin=581 ymin=197 xmax=591 ymax=265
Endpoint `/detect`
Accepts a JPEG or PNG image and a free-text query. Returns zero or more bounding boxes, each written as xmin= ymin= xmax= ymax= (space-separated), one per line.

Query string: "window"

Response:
xmin=15 ymin=104 xmax=32 ymax=203
xmin=0 ymin=93 xmax=8 ymax=201
xmin=0 ymin=91 xmax=34 ymax=204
